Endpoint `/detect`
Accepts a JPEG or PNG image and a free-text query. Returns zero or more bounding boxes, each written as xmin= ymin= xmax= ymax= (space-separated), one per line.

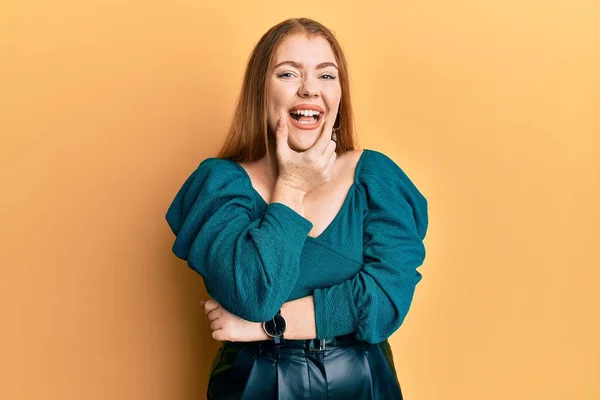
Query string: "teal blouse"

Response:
xmin=165 ymin=149 xmax=428 ymax=344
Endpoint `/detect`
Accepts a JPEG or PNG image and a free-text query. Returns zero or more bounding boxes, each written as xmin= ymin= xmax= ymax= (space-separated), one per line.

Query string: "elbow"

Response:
xmin=358 ymin=319 xmax=404 ymax=344
xmin=357 ymin=301 xmax=410 ymax=344
xmin=204 ymin=283 xmax=283 ymax=323
xmin=198 ymin=253 xmax=298 ymax=322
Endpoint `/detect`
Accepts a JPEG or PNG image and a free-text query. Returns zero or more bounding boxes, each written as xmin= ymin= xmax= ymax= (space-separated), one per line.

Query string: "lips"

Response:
xmin=289 ymin=104 xmax=325 ymax=113
xmin=288 ymin=104 xmax=325 ymax=130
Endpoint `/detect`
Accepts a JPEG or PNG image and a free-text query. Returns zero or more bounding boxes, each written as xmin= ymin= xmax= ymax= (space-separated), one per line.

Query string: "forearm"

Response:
xmin=280 ymin=295 xmax=317 ymax=340
xmin=248 ymin=295 xmax=317 ymax=341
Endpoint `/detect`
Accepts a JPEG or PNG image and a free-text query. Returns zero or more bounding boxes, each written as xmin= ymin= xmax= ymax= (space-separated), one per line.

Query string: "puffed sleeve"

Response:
xmin=312 ymin=150 xmax=428 ymax=344
xmin=165 ymin=158 xmax=314 ymax=322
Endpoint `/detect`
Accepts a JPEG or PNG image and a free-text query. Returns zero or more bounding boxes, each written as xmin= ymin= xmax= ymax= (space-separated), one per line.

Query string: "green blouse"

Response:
xmin=165 ymin=149 xmax=428 ymax=344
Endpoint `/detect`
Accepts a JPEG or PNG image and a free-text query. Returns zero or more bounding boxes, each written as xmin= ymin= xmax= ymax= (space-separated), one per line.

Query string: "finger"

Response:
xmin=207 ymin=307 xmax=220 ymax=321
xmin=312 ymin=119 xmax=334 ymax=156
xmin=210 ymin=319 xmax=222 ymax=331
xmin=274 ymin=113 xmax=291 ymax=157
xmin=204 ymin=299 xmax=220 ymax=314
xmin=211 ymin=329 xmax=224 ymax=342
xmin=326 ymin=145 xmax=337 ymax=170
xmin=323 ymin=137 xmax=337 ymax=158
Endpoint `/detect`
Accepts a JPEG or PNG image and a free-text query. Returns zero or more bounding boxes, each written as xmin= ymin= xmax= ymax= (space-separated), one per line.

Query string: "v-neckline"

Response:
xmin=228 ymin=149 xmax=369 ymax=241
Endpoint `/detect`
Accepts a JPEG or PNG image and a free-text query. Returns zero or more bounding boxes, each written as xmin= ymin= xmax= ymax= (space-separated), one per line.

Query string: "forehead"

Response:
xmin=274 ymin=34 xmax=336 ymax=65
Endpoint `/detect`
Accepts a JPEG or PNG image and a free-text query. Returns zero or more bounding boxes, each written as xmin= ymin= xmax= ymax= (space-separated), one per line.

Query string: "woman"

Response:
xmin=166 ymin=18 xmax=428 ymax=399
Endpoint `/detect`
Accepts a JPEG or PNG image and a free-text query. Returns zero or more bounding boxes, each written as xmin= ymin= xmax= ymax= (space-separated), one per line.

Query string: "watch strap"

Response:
xmin=272 ymin=335 xmax=284 ymax=346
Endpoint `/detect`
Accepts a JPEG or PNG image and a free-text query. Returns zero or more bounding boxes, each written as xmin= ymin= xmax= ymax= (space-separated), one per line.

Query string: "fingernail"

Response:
xmin=277 ymin=118 xmax=283 ymax=128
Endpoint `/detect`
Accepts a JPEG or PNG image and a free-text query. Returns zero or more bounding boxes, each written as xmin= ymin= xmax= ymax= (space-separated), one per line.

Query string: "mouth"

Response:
xmin=288 ymin=109 xmax=324 ymax=130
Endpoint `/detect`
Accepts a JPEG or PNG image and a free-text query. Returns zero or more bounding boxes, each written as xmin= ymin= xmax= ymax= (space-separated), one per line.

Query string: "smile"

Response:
xmin=288 ymin=107 xmax=324 ymax=130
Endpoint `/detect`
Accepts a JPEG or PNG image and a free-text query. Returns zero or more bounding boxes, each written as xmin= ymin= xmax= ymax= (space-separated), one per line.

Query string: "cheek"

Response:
xmin=324 ymin=95 xmax=342 ymax=114
xmin=267 ymin=78 xmax=290 ymax=102
xmin=265 ymin=95 xmax=283 ymax=131
xmin=267 ymin=91 xmax=286 ymax=114
xmin=267 ymin=87 xmax=295 ymax=121
xmin=324 ymin=85 xmax=342 ymax=107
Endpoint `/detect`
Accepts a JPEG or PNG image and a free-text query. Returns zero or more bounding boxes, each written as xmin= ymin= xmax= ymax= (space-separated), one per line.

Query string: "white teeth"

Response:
xmin=291 ymin=109 xmax=321 ymax=116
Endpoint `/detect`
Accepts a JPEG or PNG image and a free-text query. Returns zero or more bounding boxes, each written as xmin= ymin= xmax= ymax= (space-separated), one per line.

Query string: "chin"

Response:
xmin=289 ymin=135 xmax=317 ymax=152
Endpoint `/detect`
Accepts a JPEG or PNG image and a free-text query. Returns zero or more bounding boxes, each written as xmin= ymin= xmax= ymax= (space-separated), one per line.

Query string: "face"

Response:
xmin=266 ymin=34 xmax=342 ymax=152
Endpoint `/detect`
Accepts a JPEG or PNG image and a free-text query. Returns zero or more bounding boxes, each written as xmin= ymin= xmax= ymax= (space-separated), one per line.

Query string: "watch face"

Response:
xmin=264 ymin=313 xmax=286 ymax=337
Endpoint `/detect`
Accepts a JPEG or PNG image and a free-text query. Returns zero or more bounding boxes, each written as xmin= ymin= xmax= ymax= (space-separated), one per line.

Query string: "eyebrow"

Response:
xmin=274 ymin=61 xmax=339 ymax=70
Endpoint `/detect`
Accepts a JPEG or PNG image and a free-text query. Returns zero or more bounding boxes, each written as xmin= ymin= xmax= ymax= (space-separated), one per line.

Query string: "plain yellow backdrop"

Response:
xmin=1 ymin=1 xmax=599 ymax=399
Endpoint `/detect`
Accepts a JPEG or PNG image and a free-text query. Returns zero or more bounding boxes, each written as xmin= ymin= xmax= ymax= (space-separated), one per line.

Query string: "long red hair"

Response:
xmin=216 ymin=18 xmax=359 ymax=161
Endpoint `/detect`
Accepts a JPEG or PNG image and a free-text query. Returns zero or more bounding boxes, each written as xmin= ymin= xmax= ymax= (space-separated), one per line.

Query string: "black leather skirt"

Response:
xmin=207 ymin=334 xmax=403 ymax=399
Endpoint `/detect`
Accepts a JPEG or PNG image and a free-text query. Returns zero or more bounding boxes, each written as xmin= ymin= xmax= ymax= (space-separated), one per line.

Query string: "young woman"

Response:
xmin=166 ymin=17 xmax=428 ymax=400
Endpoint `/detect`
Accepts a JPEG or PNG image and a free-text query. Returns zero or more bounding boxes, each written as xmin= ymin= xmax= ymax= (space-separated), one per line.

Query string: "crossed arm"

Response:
xmin=172 ymin=156 xmax=428 ymax=344
xmin=202 ymin=294 xmax=318 ymax=342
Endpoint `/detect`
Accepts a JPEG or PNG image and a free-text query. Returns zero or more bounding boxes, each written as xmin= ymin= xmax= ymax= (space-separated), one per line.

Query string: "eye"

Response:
xmin=321 ymin=74 xmax=337 ymax=80
xmin=278 ymin=72 xmax=295 ymax=79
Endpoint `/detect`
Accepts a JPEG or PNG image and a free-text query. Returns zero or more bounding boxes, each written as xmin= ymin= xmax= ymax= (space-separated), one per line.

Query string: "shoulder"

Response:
xmin=165 ymin=157 xmax=251 ymax=234
xmin=171 ymin=157 xmax=249 ymax=212
xmin=358 ymin=149 xmax=418 ymax=188
xmin=197 ymin=157 xmax=243 ymax=178
xmin=182 ymin=157 xmax=247 ymax=190
xmin=358 ymin=149 xmax=428 ymax=226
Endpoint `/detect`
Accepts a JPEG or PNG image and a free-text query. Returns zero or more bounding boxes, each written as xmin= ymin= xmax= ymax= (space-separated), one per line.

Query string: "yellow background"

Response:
xmin=1 ymin=1 xmax=599 ymax=399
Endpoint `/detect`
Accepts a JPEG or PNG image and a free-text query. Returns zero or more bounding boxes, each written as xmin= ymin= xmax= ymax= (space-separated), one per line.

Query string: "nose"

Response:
xmin=298 ymin=77 xmax=319 ymax=99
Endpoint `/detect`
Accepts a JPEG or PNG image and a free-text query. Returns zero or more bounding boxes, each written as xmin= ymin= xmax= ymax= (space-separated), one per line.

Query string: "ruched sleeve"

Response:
xmin=165 ymin=158 xmax=314 ymax=322
xmin=312 ymin=150 xmax=428 ymax=344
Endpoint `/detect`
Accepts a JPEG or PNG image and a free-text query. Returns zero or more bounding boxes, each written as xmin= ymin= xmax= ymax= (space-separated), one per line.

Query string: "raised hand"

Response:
xmin=274 ymin=112 xmax=337 ymax=194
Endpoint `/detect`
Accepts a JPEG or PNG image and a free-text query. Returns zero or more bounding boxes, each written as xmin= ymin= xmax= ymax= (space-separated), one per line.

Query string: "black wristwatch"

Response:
xmin=262 ymin=309 xmax=286 ymax=345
